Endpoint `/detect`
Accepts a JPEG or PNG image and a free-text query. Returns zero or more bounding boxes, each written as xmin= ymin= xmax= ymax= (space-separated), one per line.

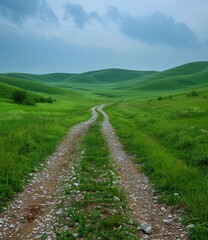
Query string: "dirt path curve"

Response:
xmin=0 ymin=106 xmax=99 ymax=240
xmin=98 ymin=105 xmax=188 ymax=240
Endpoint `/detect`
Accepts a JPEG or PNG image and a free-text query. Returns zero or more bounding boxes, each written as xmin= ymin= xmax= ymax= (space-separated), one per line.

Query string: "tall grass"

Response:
xmin=106 ymin=93 xmax=208 ymax=240
xmin=0 ymin=101 xmax=92 ymax=210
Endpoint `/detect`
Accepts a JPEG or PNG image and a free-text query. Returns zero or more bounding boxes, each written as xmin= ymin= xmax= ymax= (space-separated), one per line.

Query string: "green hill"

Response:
xmin=1 ymin=69 xmax=156 ymax=85
xmin=0 ymin=82 xmax=18 ymax=99
xmin=62 ymin=69 xmax=156 ymax=84
xmin=0 ymin=76 xmax=62 ymax=94
xmin=0 ymin=73 xmax=77 ymax=83
xmin=130 ymin=61 xmax=208 ymax=91
xmin=1 ymin=61 xmax=208 ymax=99
xmin=54 ymin=62 xmax=208 ymax=94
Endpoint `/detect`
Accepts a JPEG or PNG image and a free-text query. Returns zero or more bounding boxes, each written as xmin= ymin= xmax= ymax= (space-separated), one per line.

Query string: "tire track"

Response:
xmin=98 ymin=104 xmax=188 ymax=240
xmin=0 ymin=106 xmax=99 ymax=240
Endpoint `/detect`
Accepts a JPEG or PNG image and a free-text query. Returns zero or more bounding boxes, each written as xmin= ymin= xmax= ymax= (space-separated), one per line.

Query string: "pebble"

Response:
xmin=163 ymin=219 xmax=172 ymax=225
xmin=9 ymin=225 xmax=15 ymax=229
xmin=138 ymin=223 xmax=152 ymax=234
xmin=161 ymin=207 xmax=166 ymax=211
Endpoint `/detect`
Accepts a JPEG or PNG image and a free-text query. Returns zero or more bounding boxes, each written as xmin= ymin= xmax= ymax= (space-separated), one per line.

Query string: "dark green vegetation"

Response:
xmin=55 ymin=119 xmax=138 ymax=239
xmin=11 ymin=89 xmax=55 ymax=106
xmin=0 ymin=61 xmax=208 ymax=239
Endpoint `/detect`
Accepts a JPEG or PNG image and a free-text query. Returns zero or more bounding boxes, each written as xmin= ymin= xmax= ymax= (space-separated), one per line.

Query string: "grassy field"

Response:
xmin=0 ymin=101 xmax=97 ymax=210
xmin=0 ymin=61 xmax=208 ymax=239
xmin=54 ymin=117 xmax=139 ymax=239
xmin=106 ymin=89 xmax=208 ymax=239
xmin=0 ymin=78 xmax=101 ymax=210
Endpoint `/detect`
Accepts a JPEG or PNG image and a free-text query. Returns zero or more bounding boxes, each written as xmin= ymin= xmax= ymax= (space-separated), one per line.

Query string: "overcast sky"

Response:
xmin=0 ymin=0 xmax=208 ymax=73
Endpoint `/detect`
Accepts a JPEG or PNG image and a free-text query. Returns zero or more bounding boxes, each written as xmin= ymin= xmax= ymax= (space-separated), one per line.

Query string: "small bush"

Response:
xmin=46 ymin=97 xmax=53 ymax=103
xmin=11 ymin=90 xmax=28 ymax=104
xmin=11 ymin=90 xmax=36 ymax=106
xmin=39 ymin=96 xmax=46 ymax=103
xmin=23 ymin=97 xmax=36 ymax=106
xmin=188 ymin=90 xmax=199 ymax=97
xmin=11 ymin=90 xmax=56 ymax=106
xmin=157 ymin=96 xmax=163 ymax=100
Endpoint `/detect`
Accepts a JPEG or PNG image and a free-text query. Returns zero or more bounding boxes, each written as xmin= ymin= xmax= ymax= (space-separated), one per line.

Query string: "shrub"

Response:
xmin=157 ymin=96 xmax=163 ymax=100
xmin=188 ymin=90 xmax=199 ymax=97
xmin=11 ymin=90 xmax=56 ymax=106
xmin=11 ymin=90 xmax=28 ymax=104
xmin=11 ymin=90 xmax=36 ymax=106
xmin=23 ymin=96 xmax=36 ymax=106
xmin=46 ymin=97 xmax=53 ymax=103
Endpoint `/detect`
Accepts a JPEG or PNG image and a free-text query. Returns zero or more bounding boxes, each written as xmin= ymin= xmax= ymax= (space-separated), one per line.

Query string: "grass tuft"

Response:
xmin=54 ymin=119 xmax=139 ymax=239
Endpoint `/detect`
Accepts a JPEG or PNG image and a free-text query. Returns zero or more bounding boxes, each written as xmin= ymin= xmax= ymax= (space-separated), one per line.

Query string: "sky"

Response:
xmin=0 ymin=0 xmax=208 ymax=73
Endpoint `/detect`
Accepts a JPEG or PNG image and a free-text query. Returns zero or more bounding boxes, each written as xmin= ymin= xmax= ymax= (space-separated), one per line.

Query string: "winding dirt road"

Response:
xmin=0 ymin=106 xmax=98 ymax=240
xmin=0 ymin=105 xmax=188 ymax=239
xmin=98 ymin=105 xmax=188 ymax=240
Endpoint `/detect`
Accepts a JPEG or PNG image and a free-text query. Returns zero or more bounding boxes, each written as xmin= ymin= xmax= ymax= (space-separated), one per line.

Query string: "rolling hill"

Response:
xmin=0 ymin=69 xmax=156 ymax=85
xmin=0 ymin=73 xmax=77 ymax=83
xmin=1 ymin=61 xmax=208 ymax=100
xmin=0 ymin=75 xmax=62 ymax=95
xmin=129 ymin=61 xmax=208 ymax=91
xmin=61 ymin=68 xmax=157 ymax=84
xmin=0 ymin=82 xmax=18 ymax=100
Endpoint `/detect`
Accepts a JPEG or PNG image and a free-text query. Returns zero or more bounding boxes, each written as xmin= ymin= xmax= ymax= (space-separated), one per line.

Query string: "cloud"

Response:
xmin=0 ymin=2 xmax=207 ymax=73
xmin=0 ymin=27 xmax=127 ymax=73
xmin=64 ymin=2 xmax=103 ymax=28
xmin=106 ymin=6 xmax=121 ymax=22
xmin=0 ymin=0 xmax=58 ymax=24
xmin=62 ymin=4 xmax=199 ymax=47
xmin=107 ymin=7 xmax=199 ymax=48
xmin=64 ymin=3 xmax=89 ymax=28
xmin=38 ymin=1 xmax=59 ymax=23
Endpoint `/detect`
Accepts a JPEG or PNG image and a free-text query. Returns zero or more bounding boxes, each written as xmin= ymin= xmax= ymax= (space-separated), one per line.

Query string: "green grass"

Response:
xmin=0 ymin=92 xmax=100 ymax=210
xmin=54 ymin=118 xmax=139 ymax=239
xmin=106 ymin=91 xmax=208 ymax=240
xmin=0 ymin=61 xmax=208 ymax=239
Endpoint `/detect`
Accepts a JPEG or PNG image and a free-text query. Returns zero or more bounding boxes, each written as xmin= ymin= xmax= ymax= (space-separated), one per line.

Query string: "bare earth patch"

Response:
xmin=0 ymin=107 xmax=98 ymax=240
xmin=98 ymin=105 xmax=188 ymax=240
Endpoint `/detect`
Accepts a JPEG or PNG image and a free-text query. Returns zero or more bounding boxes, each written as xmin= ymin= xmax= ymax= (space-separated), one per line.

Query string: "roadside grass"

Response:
xmin=106 ymin=92 xmax=208 ymax=240
xmin=54 ymin=117 xmax=139 ymax=239
xmin=0 ymin=100 xmax=95 ymax=211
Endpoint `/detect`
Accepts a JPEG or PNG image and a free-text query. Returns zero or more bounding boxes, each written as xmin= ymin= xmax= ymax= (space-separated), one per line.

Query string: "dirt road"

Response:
xmin=0 ymin=105 xmax=188 ymax=239
xmin=98 ymin=105 xmax=188 ymax=240
xmin=0 ymin=106 xmax=98 ymax=240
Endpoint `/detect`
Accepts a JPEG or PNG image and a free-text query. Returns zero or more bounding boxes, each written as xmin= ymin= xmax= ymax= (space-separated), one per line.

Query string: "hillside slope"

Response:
xmin=0 ymin=69 xmax=156 ymax=85
xmin=0 ymin=82 xmax=18 ymax=99
xmin=0 ymin=76 xmax=62 ymax=94
xmin=130 ymin=61 xmax=208 ymax=90
xmin=0 ymin=73 xmax=77 ymax=83
xmin=62 ymin=69 xmax=156 ymax=84
xmin=1 ymin=61 xmax=208 ymax=99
